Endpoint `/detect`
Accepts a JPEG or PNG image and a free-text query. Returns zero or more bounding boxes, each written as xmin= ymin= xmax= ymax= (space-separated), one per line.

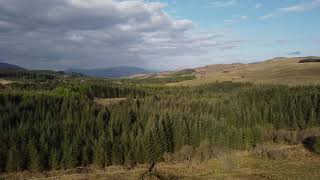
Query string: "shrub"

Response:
xmin=266 ymin=150 xmax=287 ymax=160
xmin=195 ymin=139 xmax=211 ymax=162
xmin=210 ymin=147 xmax=224 ymax=159
xmin=314 ymin=137 xmax=320 ymax=154
xmin=140 ymin=169 xmax=180 ymax=180
xmin=303 ymin=136 xmax=320 ymax=154
xmin=163 ymin=152 xmax=174 ymax=163
xmin=298 ymin=128 xmax=320 ymax=142
xmin=175 ymin=145 xmax=194 ymax=162
xmin=254 ymin=144 xmax=287 ymax=160
xmin=274 ymin=130 xmax=290 ymax=143
xmin=254 ymin=144 xmax=269 ymax=158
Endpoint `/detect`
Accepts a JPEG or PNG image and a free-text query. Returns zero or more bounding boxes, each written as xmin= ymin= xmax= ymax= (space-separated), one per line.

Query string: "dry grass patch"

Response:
xmin=0 ymin=79 xmax=13 ymax=85
xmin=94 ymin=97 xmax=127 ymax=106
xmin=2 ymin=144 xmax=320 ymax=180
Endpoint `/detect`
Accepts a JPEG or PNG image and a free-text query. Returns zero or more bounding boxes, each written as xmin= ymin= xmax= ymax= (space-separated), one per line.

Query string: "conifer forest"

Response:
xmin=1 ymin=71 xmax=319 ymax=173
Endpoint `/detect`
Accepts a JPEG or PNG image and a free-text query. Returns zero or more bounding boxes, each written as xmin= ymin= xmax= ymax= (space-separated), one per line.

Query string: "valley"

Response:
xmin=0 ymin=68 xmax=319 ymax=179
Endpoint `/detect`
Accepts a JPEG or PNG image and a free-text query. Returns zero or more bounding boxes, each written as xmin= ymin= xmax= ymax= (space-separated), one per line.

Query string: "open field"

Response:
xmin=166 ymin=57 xmax=320 ymax=86
xmin=0 ymin=79 xmax=13 ymax=85
xmin=2 ymin=144 xmax=319 ymax=180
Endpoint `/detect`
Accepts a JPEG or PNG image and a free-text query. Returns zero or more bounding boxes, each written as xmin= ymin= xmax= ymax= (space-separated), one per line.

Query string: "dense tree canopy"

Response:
xmin=0 ymin=76 xmax=319 ymax=172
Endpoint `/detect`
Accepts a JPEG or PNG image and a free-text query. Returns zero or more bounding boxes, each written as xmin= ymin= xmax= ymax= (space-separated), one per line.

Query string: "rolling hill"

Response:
xmin=0 ymin=62 xmax=25 ymax=70
xmin=132 ymin=57 xmax=320 ymax=86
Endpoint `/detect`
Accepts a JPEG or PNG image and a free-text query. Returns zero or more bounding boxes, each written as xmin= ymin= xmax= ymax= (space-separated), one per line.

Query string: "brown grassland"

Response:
xmin=2 ymin=144 xmax=320 ymax=180
xmin=167 ymin=57 xmax=320 ymax=86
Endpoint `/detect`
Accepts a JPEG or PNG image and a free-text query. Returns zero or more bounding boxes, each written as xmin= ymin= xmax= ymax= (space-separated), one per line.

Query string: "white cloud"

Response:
xmin=224 ymin=19 xmax=234 ymax=23
xmin=67 ymin=33 xmax=84 ymax=42
xmin=261 ymin=0 xmax=320 ymax=20
xmin=209 ymin=0 xmax=237 ymax=8
xmin=240 ymin=16 xmax=248 ymax=20
xmin=255 ymin=3 xmax=263 ymax=9
xmin=260 ymin=13 xmax=277 ymax=20
xmin=280 ymin=0 xmax=320 ymax=12
xmin=224 ymin=15 xmax=248 ymax=24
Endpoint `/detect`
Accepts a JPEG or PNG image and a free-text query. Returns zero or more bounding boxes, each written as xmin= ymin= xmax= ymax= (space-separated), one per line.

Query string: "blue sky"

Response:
xmin=0 ymin=0 xmax=319 ymax=70
xmin=154 ymin=0 xmax=320 ymax=66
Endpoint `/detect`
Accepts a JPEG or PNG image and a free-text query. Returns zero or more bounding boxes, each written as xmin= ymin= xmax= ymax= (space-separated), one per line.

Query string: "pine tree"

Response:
xmin=308 ymin=108 xmax=317 ymax=127
xmin=112 ymin=139 xmax=125 ymax=165
xmin=145 ymin=132 xmax=156 ymax=163
xmin=62 ymin=141 xmax=79 ymax=169
xmin=196 ymin=139 xmax=211 ymax=162
xmin=49 ymin=149 xmax=60 ymax=170
xmin=0 ymin=145 xmax=6 ymax=172
xmin=6 ymin=145 xmax=22 ymax=172
xmin=93 ymin=135 xmax=107 ymax=168
xmin=27 ymin=139 xmax=42 ymax=172
xmin=164 ymin=118 xmax=174 ymax=152
xmin=82 ymin=143 xmax=92 ymax=166
xmin=296 ymin=109 xmax=306 ymax=129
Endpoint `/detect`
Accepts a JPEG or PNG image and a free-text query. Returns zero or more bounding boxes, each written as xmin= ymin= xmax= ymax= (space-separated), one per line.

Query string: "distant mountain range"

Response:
xmin=0 ymin=63 xmax=150 ymax=78
xmin=66 ymin=66 xmax=151 ymax=77
xmin=0 ymin=62 xmax=26 ymax=70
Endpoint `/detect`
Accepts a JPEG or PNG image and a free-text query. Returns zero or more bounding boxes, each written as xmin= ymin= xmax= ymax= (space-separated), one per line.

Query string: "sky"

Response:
xmin=0 ymin=0 xmax=319 ymax=70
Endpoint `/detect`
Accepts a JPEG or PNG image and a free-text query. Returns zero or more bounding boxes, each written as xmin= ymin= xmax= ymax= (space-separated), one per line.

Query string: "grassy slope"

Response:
xmin=168 ymin=57 xmax=320 ymax=86
xmin=2 ymin=144 xmax=320 ymax=180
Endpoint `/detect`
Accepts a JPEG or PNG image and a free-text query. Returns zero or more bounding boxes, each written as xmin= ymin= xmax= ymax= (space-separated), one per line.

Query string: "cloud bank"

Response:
xmin=0 ymin=0 xmax=241 ymax=70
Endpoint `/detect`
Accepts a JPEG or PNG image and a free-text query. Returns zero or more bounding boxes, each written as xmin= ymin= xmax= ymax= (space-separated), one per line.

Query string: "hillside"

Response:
xmin=0 ymin=62 xmax=25 ymax=70
xmin=66 ymin=66 xmax=150 ymax=78
xmin=170 ymin=57 xmax=320 ymax=86
xmin=129 ymin=57 xmax=320 ymax=86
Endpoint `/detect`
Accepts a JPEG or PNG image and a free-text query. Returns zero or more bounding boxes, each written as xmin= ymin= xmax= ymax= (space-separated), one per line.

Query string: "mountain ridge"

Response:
xmin=0 ymin=62 xmax=26 ymax=70
xmin=66 ymin=66 xmax=151 ymax=78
